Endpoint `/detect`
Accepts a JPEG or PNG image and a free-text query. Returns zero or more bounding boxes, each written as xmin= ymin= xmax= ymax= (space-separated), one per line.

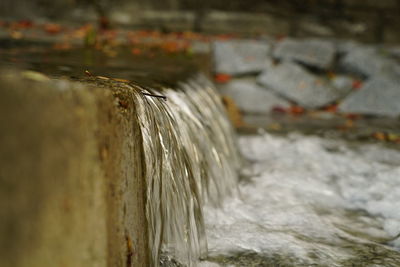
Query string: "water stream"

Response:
xmin=203 ymin=133 xmax=400 ymax=266
xmin=130 ymin=74 xmax=241 ymax=266
xmin=133 ymin=74 xmax=400 ymax=266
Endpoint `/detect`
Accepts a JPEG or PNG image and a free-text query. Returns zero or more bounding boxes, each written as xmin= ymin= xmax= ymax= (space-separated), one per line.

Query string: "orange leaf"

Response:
xmin=323 ymin=103 xmax=338 ymax=113
xmin=327 ymin=71 xmax=336 ymax=79
xmin=345 ymin=113 xmax=361 ymax=120
xmin=387 ymin=133 xmax=399 ymax=142
xmin=15 ymin=20 xmax=33 ymax=29
xmin=53 ymin=42 xmax=71 ymax=50
xmin=372 ymin=132 xmax=386 ymax=141
xmin=44 ymin=23 xmax=62 ymax=34
xmin=131 ymin=48 xmax=141 ymax=55
xmin=214 ymin=73 xmax=232 ymax=83
xmin=271 ymin=106 xmax=287 ymax=114
xmin=289 ymin=105 xmax=305 ymax=115
xmin=352 ymin=80 xmax=363 ymax=90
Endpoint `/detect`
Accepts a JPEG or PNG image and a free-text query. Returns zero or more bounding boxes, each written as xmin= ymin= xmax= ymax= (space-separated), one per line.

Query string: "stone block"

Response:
xmin=213 ymin=39 xmax=270 ymax=75
xmin=273 ymin=38 xmax=336 ymax=69
xmin=338 ymin=76 xmax=400 ymax=117
xmin=220 ymin=79 xmax=290 ymax=114
xmin=258 ymin=61 xmax=342 ymax=108
xmin=340 ymin=46 xmax=400 ymax=78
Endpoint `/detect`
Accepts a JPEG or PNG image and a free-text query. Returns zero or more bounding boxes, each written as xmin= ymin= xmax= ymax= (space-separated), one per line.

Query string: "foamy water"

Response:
xmin=203 ymin=133 xmax=400 ymax=266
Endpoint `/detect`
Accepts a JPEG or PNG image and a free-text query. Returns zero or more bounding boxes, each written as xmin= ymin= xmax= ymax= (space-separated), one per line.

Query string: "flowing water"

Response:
xmin=126 ymin=74 xmax=400 ymax=266
xmin=132 ymin=74 xmax=400 ymax=266
xmin=202 ymin=133 xmax=400 ymax=266
xmin=129 ymin=74 xmax=241 ymax=266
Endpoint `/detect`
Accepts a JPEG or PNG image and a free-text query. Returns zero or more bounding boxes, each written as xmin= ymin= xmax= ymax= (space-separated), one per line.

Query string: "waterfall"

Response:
xmin=129 ymin=74 xmax=241 ymax=266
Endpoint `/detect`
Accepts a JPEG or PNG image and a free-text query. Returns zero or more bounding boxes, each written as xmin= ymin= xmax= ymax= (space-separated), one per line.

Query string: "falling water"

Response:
xmin=128 ymin=74 xmax=241 ymax=266
xmin=126 ymin=71 xmax=400 ymax=266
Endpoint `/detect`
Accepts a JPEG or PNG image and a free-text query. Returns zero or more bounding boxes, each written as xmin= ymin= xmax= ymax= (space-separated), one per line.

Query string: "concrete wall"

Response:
xmin=0 ymin=71 xmax=148 ymax=267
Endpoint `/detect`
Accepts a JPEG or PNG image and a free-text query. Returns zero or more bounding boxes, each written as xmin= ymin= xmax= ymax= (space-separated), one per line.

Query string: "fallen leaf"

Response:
xmin=10 ymin=30 xmax=23 ymax=39
xmin=344 ymin=119 xmax=354 ymax=128
xmin=289 ymin=105 xmax=305 ymax=115
xmin=271 ymin=106 xmax=287 ymax=114
xmin=268 ymin=123 xmax=282 ymax=131
xmin=372 ymin=132 xmax=386 ymax=141
xmin=53 ymin=42 xmax=72 ymax=50
xmin=44 ymin=23 xmax=62 ymax=34
xmin=323 ymin=103 xmax=338 ymax=113
xmin=352 ymin=80 xmax=363 ymax=90
xmin=387 ymin=133 xmax=399 ymax=142
xmin=15 ymin=20 xmax=33 ymax=29
xmin=214 ymin=73 xmax=231 ymax=83
xmin=345 ymin=113 xmax=361 ymax=120
xmin=131 ymin=48 xmax=141 ymax=55
xmin=327 ymin=71 xmax=336 ymax=79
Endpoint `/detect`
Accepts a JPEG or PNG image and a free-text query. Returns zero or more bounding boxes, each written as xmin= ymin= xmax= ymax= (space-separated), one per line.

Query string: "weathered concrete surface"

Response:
xmin=202 ymin=11 xmax=290 ymax=35
xmin=0 ymin=70 xmax=148 ymax=267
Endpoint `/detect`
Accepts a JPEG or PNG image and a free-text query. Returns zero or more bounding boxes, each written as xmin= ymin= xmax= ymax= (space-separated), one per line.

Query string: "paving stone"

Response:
xmin=330 ymin=75 xmax=353 ymax=96
xmin=273 ymin=39 xmax=335 ymax=69
xmin=220 ymin=79 xmax=290 ymax=114
xmin=258 ymin=61 xmax=341 ymax=108
xmin=338 ymin=76 xmax=400 ymax=117
xmin=213 ymin=40 xmax=270 ymax=75
xmin=340 ymin=46 xmax=400 ymax=78
xmin=335 ymin=40 xmax=361 ymax=55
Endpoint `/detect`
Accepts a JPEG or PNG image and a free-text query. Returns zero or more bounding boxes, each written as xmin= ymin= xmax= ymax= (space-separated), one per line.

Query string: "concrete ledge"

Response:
xmin=0 ymin=71 xmax=148 ymax=267
xmin=201 ymin=11 xmax=290 ymax=36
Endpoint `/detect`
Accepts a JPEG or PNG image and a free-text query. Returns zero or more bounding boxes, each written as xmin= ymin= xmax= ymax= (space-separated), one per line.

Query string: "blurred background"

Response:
xmin=1 ymin=0 xmax=400 ymax=43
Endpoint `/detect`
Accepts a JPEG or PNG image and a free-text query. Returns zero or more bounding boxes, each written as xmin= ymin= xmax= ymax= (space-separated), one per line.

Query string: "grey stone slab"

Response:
xmin=340 ymin=46 xmax=400 ymax=78
xmin=213 ymin=40 xmax=271 ymax=75
xmin=330 ymin=76 xmax=353 ymax=96
xmin=338 ymin=76 xmax=400 ymax=117
xmin=273 ymin=39 xmax=335 ymax=69
xmin=258 ymin=61 xmax=341 ymax=108
xmin=334 ymin=40 xmax=361 ymax=55
xmin=220 ymin=79 xmax=290 ymax=114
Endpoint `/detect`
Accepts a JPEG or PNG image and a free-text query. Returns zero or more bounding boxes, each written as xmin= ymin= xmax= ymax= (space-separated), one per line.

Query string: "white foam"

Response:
xmin=204 ymin=133 xmax=400 ymax=265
